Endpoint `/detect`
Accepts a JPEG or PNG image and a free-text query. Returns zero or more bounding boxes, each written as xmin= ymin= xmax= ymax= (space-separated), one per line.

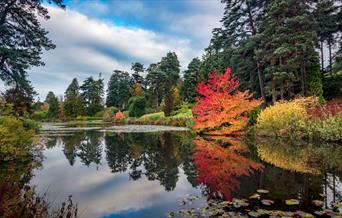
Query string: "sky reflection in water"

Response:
xmin=29 ymin=126 xmax=342 ymax=217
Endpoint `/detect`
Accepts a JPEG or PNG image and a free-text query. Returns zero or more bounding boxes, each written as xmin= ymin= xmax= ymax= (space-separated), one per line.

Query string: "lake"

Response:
xmin=2 ymin=123 xmax=342 ymax=217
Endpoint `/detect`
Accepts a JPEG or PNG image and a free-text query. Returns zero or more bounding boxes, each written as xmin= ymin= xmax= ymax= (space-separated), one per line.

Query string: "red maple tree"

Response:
xmin=192 ymin=68 xmax=262 ymax=135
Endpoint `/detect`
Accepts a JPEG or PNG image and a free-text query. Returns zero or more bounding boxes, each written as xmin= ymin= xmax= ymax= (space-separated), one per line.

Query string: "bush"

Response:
xmin=31 ymin=111 xmax=48 ymax=120
xmin=128 ymin=96 xmax=146 ymax=117
xmin=102 ymin=107 xmax=115 ymax=122
xmin=306 ymin=116 xmax=342 ymax=141
xmin=247 ymin=106 xmax=262 ymax=126
xmin=256 ymin=97 xmax=319 ymax=136
xmin=0 ymin=116 xmax=36 ymax=160
xmin=22 ymin=118 xmax=41 ymax=133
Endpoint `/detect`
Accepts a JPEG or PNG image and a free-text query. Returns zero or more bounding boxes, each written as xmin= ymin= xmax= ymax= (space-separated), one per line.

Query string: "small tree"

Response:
xmin=192 ymin=68 xmax=262 ymax=135
xmin=128 ymin=96 xmax=146 ymax=117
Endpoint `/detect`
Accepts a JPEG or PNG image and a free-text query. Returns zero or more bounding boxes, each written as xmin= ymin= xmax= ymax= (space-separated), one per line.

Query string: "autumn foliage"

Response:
xmin=192 ymin=68 xmax=261 ymax=135
xmin=115 ymin=111 xmax=124 ymax=120
xmin=193 ymin=137 xmax=263 ymax=200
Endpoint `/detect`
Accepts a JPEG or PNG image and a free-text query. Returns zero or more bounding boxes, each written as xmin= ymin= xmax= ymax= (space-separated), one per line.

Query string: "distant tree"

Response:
xmin=45 ymin=91 xmax=59 ymax=118
xmin=130 ymin=83 xmax=144 ymax=97
xmin=146 ymin=64 xmax=166 ymax=110
xmin=3 ymin=84 xmax=35 ymax=116
xmin=181 ymin=58 xmax=202 ymax=102
xmin=81 ymin=76 xmax=104 ymax=116
xmin=0 ymin=0 xmax=65 ymax=101
xmin=131 ymin=62 xmax=145 ymax=85
xmin=64 ymin=78 xmax=84 ymax=117
xmin=106 ymin=70 xmax=132 ymax=109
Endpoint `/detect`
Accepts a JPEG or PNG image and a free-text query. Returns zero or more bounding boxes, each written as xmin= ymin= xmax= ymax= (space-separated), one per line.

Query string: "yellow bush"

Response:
xmin=256 ymin=97 xmax=314 ymax=134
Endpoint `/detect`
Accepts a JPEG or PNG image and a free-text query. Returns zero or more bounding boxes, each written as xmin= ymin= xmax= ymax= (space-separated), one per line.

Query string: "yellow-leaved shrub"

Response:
xmin=256 ymin=97 xmax=319 ymax=136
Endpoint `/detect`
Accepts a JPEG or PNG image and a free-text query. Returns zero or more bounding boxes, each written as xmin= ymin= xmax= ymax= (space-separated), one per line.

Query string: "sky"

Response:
xmin=25 ymin=0 xmax=224 ymax=100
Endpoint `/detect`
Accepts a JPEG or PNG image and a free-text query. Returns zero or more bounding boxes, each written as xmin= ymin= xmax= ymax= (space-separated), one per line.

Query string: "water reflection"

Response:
xmin=1 ymin=127 xmax=339 ymax=217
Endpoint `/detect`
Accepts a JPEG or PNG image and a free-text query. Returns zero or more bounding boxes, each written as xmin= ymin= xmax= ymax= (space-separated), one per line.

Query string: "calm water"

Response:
xmin=2 ymin=124 xmax=342 ymax=217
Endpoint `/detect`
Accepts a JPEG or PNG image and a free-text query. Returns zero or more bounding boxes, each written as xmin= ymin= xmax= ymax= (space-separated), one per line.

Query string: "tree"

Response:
xmin=181 ymin=58 xmax=202 ymax=102
xmin=146 ymin=64 xmax=166 ymax=110
xmin=256 ymin=0 xmax=319 ymax=101
xmin=192 ymin=68 xmax=262 ymax=135
xmin=146 ymin=52 xmax=180 ymax=112
xmin=106 ymin=70 xmax=131 ymax=109
xmin=131 ymin=62 xmax=145 ymax=86
xmin=45 ymin=91 xmax=59 ymax=118
xmin=3 ymin=84 xmax=35 ymax=116
xmin=81 ymin=76 xmax=104 ymax=116
xmin=0 ymin=0 xmax=65 ymax=100
xmin=128 ymin=96 xmax=146 ymax=117
xmin=64 ymin=78 xmax=84 ymax=117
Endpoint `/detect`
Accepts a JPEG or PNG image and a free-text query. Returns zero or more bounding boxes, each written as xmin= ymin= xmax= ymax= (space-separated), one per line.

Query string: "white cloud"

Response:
xmin=29 ymin=6 xmax=202 ymax=99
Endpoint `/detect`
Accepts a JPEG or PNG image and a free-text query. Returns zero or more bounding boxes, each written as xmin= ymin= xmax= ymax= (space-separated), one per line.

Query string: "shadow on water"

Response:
xmin=1 ymin=124 xmax=341 ymax=217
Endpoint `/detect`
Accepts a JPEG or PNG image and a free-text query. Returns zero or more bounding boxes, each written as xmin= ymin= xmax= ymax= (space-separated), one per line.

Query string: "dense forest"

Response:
xmin=0 ymin=0 xmax=341 ymax=120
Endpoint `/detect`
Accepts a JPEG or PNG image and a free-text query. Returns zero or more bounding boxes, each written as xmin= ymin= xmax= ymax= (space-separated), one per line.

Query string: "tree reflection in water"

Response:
xmin=41 ymin=130 xmax=342 ymax=210
xmin=192 ymin=136 xmax=263 ymax=200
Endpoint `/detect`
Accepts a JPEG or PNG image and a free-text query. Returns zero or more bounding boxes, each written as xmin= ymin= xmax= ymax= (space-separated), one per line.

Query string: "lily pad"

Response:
xmin=311 ymin=200 xmax=323 ymax=207
xmin=257 ymin=189 xmax=269 ymax=194
xmin=249 ymin=193 xmax=261 ymax=199
xmin=285 ymin=199 xmax=300 ymax=205
xmin=261 ymin=199 xmax=274 ymax=206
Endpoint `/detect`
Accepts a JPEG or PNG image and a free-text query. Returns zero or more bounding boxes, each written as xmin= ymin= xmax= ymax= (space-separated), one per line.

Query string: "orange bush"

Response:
xmin=115 ymin=111 xmax=123 ymax=120
xmin=192 ymin=68 xmax=262 ymax=135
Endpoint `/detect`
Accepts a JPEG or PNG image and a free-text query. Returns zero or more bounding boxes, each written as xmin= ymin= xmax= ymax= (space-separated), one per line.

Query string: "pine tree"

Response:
xmin=64 ymin=78 xmax=84 ymax=117
xmin=81 ymin=76 xmax=104 ymax=116
xmin=0 ymin=0 xmax=64 ymax=98
xmin=46 ymin=91 xmax=59 ymax=118
xmin=181 ymin=58 xmax=202 ymax=102
xmin=106 ymin=70 xmax=132 ymax=109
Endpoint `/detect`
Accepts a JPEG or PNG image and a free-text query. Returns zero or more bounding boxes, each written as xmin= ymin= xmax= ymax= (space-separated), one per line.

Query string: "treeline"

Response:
xmin=34 ymin=52 xmax=186 ymax=119
xmin=199 ymin=0 xmax=342 ymax=104
xmin=1 ymin=0 xmax=341 ymax=119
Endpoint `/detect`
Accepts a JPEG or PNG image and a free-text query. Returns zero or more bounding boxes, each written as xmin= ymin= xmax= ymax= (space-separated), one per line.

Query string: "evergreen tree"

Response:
xmin=81 ymin=76 xmax=104 ymax=116
xmin=106 ymin=70 xmax=132 ymax=109
xmin=64 ymin=78 xmax=84 ymax=117
xmin=46 ymin=91 xmax=59 ymax=118
xmin=131 ymin=62 xmax=145 ymax=85
xmin=181 ymin=58 xmax=201 ymax=102
xmin=0 ymin=0 xmax=64 ymax=99
xmin=256 ymin=0 xmax=319 ymax=102
xmin=146 ymin=63 xmax=166 ymax=110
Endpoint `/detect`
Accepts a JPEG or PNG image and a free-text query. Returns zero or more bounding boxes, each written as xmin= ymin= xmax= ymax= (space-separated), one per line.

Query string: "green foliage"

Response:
xmin=64 ymin=78 xmax=85 ymax=118
xmin=46 ymin=91 xmax=60 ymax=118
xmin=0 ymin=116 xmax=35 ymax=160
xmin=22 ymin=118 xmax=41 ymax=133
xmin=128 ymin=96 xmax=146 ymax=117
xmin=323 ymin=74 xmax=342 ymax=99
xmin=308 ymin=70 xmax=325 ymax=103
xmin=106 ymin=70 xmax=132 ymax=109
xmin=306 ymin=116 xmax=342 ymax=141
xmin=0 ymin=0 xmax=64 ymax=105
xmin=182 ymin=58 xmax=202 ymax=102
xmin=31 ymin=111 xmax=48 ymax=121
xmin=247 ymin=106 xmax=262 ymax=126
xmin=81 ymin=76 xmax=104 ymax=116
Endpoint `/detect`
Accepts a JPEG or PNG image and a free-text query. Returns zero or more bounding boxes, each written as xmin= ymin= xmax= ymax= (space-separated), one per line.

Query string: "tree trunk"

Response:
xmin=300 ymin=63 xmax=308 ymax=96
xmin=257 ymin=61 xmax=266 ymax=106
xmin=320 ymin=40 xmax=324 ymax=72
xmin=328 ymin=38 xmax=332 ymax=75
xmin=280 ymin=81 xmax=284 ymax=100
xmin=271 ymin=80 xmax=276 ymax=104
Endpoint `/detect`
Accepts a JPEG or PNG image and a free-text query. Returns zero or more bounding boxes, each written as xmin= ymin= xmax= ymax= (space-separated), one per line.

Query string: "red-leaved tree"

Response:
xmin=192 ymin=68 xmax=262 ymax=135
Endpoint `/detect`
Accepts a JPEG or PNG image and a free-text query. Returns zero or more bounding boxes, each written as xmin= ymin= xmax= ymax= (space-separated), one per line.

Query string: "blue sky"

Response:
xmin=26 ymin=0 xmax=224 ymax=99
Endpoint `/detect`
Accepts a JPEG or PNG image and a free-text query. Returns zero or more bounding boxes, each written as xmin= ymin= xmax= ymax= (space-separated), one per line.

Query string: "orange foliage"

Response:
xmin=193 ymin=137 xmax=263 ymax=200
xmin=192 ymin=68 xmax=262 ymax=135
xmin=115 ymin=111 xmax=123 ymax=120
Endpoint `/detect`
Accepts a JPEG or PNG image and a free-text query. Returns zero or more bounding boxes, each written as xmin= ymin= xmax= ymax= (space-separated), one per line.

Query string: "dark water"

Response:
xmin=2 ymin=124 xmax=342 ymax=217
